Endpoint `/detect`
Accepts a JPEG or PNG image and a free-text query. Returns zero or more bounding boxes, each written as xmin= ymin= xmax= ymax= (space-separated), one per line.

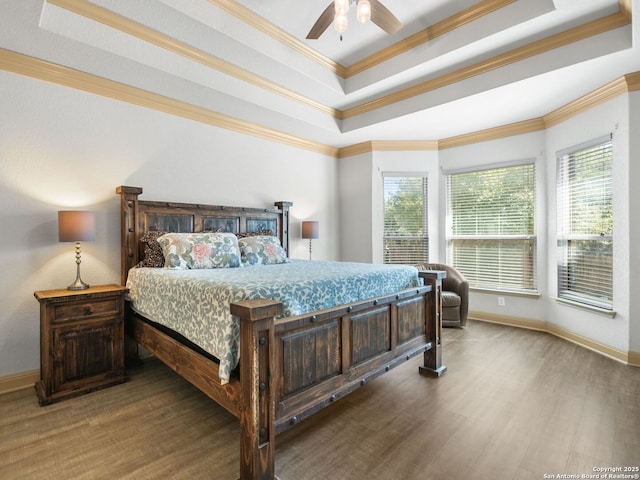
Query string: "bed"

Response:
xmin=116 ymin=186 xmax=446 ymax=479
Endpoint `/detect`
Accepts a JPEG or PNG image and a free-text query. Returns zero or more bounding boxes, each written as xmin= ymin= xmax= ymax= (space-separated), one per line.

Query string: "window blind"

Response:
xmin=557 ymin=137 xmax=613 ymax=310
xmin=446 ymin=163 xmax=536 ymax=292
xmin=383 ymin=175 xmax=428 ymax=265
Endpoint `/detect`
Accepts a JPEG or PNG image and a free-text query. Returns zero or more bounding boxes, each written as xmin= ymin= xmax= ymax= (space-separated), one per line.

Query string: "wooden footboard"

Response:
xmin=230 ymin=272 xmax=445 ymax=479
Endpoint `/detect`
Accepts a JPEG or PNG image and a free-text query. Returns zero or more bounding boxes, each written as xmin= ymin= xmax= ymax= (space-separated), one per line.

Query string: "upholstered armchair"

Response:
xmin=417 ymin=263 xmax=469 ymax=328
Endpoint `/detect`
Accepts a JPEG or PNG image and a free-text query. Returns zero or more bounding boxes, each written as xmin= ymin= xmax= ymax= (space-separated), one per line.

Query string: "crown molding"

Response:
xmin=48 ymin=0 xmax=631 ymax=127
xmin=624 ymin=71 xmax=640 ymax=91
xmin=339 ymin=69 xmax=638 ymax=155
xmin=620 ymin=0 xmax=633 ymax=20
xmin=0 ymin=48 xmax=338 ymax=157
xmin=1 ymin=41 xmax=637 ymax=160
xmin=48 ymin=0 xmax=339 ymax=118
xmin=337 ymin=142 xmax=374 ymax=158
xmin=438 ymin=118 xmax=547 ymax=150
xmin=339 ymin=70 xmax=639 ymax=156
xmin=207 ymin=0 xmax=346 ymax=77
xmin=544 ymin=76 xmax=629 ymax=128
xmin=544 ymin=72 xmax=640 ymax=128
xmin=345 ymin=0 xmax=516 ymax=78
xmin=338 ymin=140 xmax=439 ymax=158
xmin=343 ymin=10 xmax=632 ymax=120
xmin=370 ymin=140 xmax=439 ymax=151
xmin=207 ymin=0 xmax=515 ymax=79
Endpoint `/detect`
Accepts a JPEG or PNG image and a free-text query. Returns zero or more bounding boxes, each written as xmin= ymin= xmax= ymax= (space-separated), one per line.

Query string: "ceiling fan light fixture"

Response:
xmin=357 ymin=0 xmax=371 ymax=23
xmin=334 ymin=12 xmax=348 ymax=33
xmin=334 ymin=0 xmax=349 ymax=16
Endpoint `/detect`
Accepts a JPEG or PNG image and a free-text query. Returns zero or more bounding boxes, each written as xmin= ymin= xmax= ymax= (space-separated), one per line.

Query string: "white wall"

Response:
xmin=0 ymin=71 xmax=339 ymax=377
xmin=338 ymin=153 xmax=373 ymax=262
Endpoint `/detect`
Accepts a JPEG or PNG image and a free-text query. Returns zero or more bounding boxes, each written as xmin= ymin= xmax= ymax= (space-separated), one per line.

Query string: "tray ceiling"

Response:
xmin=2 ymin=0 xmax=637 ymax=149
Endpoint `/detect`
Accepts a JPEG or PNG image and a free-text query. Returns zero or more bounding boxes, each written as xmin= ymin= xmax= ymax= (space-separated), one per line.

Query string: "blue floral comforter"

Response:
xmin=126 ymin=259 xmax=421 ymax=383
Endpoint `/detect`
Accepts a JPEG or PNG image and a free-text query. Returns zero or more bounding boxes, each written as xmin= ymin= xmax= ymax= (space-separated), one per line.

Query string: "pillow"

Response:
xmin=157 ymin=232 xmax=241 ymax=269
xmin=238 ymin=235 xmax=288 ymax=266
xmin=138 ymin=231 xmax=167 ymax=268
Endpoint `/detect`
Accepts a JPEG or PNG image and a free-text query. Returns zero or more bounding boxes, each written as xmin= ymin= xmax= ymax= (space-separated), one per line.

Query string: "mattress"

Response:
xmin=126 ymin=259 xmax=421 ymax=383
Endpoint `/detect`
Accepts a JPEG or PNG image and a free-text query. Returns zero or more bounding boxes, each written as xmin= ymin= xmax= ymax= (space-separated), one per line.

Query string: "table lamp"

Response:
xmin=58 ymin=210 xmax=95 ymax=290
xmin=301 ymin=221 xmax=319 ymax=260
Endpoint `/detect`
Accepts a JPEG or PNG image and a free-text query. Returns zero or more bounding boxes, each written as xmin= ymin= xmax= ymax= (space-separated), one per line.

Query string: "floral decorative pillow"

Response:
xmin=157 ymin=232 xmax=241 ymax=269
xmin=238 ymin=235 xmax=288 ymax=266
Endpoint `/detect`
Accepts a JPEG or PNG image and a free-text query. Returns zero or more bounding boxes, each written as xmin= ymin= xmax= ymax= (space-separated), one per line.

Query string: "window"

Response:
xmin=446 ymin=162 xmax=536 ymax=292
xmin=556 ymin=136 xmax=613 ymax=310
xmin=383 ymin=175 xmax=428 ymax=264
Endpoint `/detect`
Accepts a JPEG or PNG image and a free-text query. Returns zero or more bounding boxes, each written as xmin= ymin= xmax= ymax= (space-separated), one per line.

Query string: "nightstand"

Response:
xmin=34 ymin=284 xmax=128 ymax=406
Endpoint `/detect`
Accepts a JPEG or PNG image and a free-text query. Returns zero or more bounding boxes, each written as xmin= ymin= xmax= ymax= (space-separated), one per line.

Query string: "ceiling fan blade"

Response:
xmin=306 ymin=2 xmax=335 ymax=39
xmin=369 ymin=0 xmax=402 ymax=34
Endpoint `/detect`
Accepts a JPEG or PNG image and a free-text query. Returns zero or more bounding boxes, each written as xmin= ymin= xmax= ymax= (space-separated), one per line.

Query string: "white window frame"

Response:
xmin=445 ymin=160 xmax=537 ymax=293
xmin=382 ymin=173 xmax=429 ymax=265
xmin=556 ymin=135 xmax=613 ymax=311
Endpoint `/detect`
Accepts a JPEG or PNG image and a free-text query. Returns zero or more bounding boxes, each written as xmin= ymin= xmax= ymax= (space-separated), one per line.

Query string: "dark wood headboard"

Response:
xmin=116 ymin=186 xmax=292 ymax=285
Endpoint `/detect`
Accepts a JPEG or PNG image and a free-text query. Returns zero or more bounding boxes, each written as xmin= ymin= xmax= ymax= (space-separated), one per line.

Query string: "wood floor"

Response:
xmin=1 ymin=320 xmax=639 ymax=480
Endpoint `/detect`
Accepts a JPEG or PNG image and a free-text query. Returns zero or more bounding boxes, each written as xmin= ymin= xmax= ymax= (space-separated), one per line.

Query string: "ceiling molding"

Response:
xmin=0 ymin=48 xmax=338 ymax=157
xmin=343 ymin=10 xmax=632 ymax=119
xmin=48 ymin=0 xmax=339 ymax=118
xmin=337 ymin=142 xmax=374 ymax=158
xmin=207 ymin=0 xmax=346 ymax=77
xmin=345 ymin=0 xmax=517 ymax=78
xmin=370 ymin=140 xmax=439 ymax=151
xmin=544 ymin=71 xmax=640 ymax=127
xmin=47 ymin=0 xmax=632 ymax=127
xmin=620 ymin=0 xmax=633 ymax=20
xmin=1 ymin=45 xmax=636 ymax=159
xmin=340 ymin=69 xmax=640 ymax=156
xmin=543 ymin=76 xmax=629 ymax=128
xmin=624 ymin=71 xmax=640 ymax=91
xmin=338 ymin=140 xmax=439 ymax=158
xmin=434 ymin=118 xmax=547 ymax=150
xmin=208 ymin=0 xmax=516 ymax=79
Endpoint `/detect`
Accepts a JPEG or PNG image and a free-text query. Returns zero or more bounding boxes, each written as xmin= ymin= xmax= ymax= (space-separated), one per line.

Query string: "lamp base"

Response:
xmin=67 ymin=279 xmax=90 ymax=291
xmin=68 ymin=242 xmax=89 ymax=290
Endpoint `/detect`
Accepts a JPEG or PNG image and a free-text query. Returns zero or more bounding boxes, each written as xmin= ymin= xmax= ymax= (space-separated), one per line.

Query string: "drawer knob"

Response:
xmin=83 ymin=306 xmax=93 ymax=316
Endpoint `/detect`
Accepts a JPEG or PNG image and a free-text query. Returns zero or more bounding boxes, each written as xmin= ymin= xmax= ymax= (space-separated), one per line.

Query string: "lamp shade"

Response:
xmin=58 ymin=211 xmax=96 ymax=242
xmin=301 ymin=221 xmax=319 ymax=240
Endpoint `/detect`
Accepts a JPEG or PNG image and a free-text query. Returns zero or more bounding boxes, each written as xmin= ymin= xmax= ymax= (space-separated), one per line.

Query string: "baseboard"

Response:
xmin=0 ymin=369 xmax=39 ymax=395
xmin=469 ymin=311 xmax=640 ymax=367
xmin=468 ymin=311 xmax=547 ymax=332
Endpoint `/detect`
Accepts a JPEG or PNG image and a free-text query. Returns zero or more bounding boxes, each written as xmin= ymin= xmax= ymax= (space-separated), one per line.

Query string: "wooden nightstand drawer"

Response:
xmin=52 ymin=297 xmax=121 ymax=323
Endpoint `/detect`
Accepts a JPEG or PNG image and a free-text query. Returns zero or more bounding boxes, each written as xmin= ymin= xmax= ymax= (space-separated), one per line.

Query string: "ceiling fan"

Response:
xmin=306 ymin=0 xmax=402 ymax=39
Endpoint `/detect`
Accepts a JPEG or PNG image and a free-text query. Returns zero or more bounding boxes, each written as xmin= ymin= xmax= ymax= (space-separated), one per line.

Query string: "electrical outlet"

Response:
xmin=498 ymin=296 xmax=506 ymax=307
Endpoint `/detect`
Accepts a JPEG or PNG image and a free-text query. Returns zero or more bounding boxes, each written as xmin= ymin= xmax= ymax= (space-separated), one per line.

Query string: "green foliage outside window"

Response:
xmin=383 ymin=176 xmax=428 ymax=265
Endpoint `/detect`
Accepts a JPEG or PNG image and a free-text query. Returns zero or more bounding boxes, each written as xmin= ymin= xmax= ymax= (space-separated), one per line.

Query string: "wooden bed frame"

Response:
xmin=116 ymin=186 xmax=446 ymax=479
